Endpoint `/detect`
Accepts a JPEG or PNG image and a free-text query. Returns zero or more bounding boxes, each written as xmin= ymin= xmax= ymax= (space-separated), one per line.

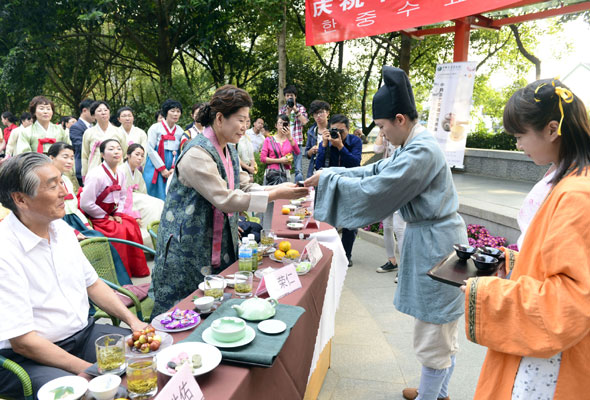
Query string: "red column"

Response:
xmin=453 ymin=18 xmax=471 ymax=62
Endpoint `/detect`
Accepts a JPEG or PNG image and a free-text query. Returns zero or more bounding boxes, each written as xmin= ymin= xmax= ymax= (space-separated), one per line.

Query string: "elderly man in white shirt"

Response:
xmin=0 ymin=153 xmax=147 ymax=398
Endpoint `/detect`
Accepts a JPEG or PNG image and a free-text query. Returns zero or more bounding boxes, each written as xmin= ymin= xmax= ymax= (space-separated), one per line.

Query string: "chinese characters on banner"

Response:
xmin=426 ymin=62 xmax=477 ymax=168
xmin=305 ymin=0 xmax=521 ymax=46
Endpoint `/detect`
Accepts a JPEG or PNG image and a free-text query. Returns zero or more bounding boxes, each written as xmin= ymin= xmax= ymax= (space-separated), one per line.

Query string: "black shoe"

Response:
xmin=377 ymin=261 xmax=398 ymax=273
xmin=348 ymin=258 xmax=353 ymax=267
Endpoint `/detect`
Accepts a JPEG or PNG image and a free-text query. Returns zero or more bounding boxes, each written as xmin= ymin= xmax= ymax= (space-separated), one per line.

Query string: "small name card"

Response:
xmin=304 ymin=218 xmax=320 ymax=229
xmin=302 ymin=238 xmax=322 ymax=268
xmin=156 ymin=363 xmax=204 ymax=400
xmin=263 ymin=264 xmax=302 ymax=299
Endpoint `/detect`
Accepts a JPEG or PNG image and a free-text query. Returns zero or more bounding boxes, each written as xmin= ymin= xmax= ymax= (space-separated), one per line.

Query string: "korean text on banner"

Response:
xmin=427 ymin=61 xmax=477 ymax=169
xmin=305 ymin=0 xmax=522 ymax=46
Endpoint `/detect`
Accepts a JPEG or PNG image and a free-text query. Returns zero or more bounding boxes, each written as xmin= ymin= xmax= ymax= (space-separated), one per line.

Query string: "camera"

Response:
xmin=329 ymin=128 xmax=340 ymax=139
xmin=286 ymin=98 xmax=295 ymax=108
xmin=282 ymin=121 xmax=289 ymax=128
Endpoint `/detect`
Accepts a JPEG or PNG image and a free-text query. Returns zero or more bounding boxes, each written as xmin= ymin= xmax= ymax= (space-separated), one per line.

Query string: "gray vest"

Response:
xmin=150 ymin=134 xmax=241 ymax=315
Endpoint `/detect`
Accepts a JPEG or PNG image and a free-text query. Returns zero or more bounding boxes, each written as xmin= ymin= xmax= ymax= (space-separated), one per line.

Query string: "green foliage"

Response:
xmin=253 ymin=152 xmax=266 ymax=185
xmin=466 ymin=128 xmax=517 ymax=151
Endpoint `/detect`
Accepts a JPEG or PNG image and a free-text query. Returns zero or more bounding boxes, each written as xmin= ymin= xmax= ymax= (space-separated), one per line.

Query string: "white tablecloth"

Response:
xmin=307 ymin=228 xmax=348 ymax=380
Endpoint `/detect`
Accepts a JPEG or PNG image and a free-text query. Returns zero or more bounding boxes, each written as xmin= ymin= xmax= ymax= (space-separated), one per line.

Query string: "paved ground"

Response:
xmin=317 ymin=236 xmax=488 ymax=400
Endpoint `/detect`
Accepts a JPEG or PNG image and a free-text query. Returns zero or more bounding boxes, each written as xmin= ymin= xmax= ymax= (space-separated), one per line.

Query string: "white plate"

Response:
xmin=198 ymin=280 xmax=228 ymax=292
xmin=157 ymin=342 xmax=222 ymax=377
xmin=287 ymin=222 xmax=304 ymax=230
xmin=268 ymin=254 xmax=283 ymax=263
xmin=258 ymin=319 xmax=287 ymax=335
xmin=125 ymin=330 xmax=173 ymax=356
xmin=255 ymin=267 xmax=275 ymax=279
xmin=151 ymin=312 xmax=201 ymax=333
xmin=202 ymin=325 xmax=256 ymax=348
xmin=38 ymin=376 xmax=88 ymax=400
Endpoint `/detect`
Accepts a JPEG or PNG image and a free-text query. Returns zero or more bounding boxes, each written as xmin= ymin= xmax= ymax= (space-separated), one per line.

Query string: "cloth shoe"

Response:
xmin=376 ymin=260 xmax=398 ymax=273
xmin=402 ymin=387 xmax=450 ymax=400
xmin=348 ymin=258 xmax=353 ymax=267
xmin=395 ymin=272 xmax=399 ymax=283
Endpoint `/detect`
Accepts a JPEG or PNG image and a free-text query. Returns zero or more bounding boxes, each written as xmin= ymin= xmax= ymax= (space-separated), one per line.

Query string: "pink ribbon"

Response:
xmin=203 ymin=126 xmax=234 ymax=267
xmin=88 ymin=140 xmax=102 ymax=169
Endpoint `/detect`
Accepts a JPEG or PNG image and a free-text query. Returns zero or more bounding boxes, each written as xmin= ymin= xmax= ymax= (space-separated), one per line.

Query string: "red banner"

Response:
xmin=305 ymin=0 xmax=521 ymax=46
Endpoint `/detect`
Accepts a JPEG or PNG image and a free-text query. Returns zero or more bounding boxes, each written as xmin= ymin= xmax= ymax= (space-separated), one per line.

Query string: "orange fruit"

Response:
xmin=278 ymin=241 xmax=291 ymax=252
xmin=281 ymin=207 xmax=290 ymax=215
xmin=285 ymin=249 xmax=300 ymax=259
xmin=274 ymin=250 xmax=285 ymax=260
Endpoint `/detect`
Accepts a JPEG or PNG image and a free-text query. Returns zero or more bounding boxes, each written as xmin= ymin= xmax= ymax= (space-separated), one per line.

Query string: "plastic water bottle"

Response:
xmin=239 ymin=237 xmax=253 ymax=272
xmin=247 ymin=234 xmax=259 ymax=271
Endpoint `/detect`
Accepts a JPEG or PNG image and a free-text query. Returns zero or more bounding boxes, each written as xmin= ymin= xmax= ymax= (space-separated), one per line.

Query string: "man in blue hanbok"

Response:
xmin=305 ymin=67 xmax=467 ymax=400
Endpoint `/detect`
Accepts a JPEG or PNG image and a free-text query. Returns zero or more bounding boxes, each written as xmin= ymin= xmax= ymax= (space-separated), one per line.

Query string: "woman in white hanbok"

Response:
xmin=81 ymin=101 xmax=126 ymax=180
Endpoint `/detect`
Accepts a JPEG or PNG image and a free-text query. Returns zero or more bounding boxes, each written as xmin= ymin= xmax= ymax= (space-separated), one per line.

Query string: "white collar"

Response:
xmin=402 ymin=123 xmax=425 ymax=148
xmin=7 ymin=212 xmax=57 ymax=252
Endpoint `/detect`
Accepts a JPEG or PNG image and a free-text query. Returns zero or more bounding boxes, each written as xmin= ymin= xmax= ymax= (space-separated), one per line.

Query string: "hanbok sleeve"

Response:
xmin=115 ymin=171 xmax=129 ymax=217
xmin=314 ymin=141 xmax=446 ymax=229
xmin=58 ymin=126 xmax=71 ymax=145
xmin=176 ymin=147 xmax=268 ymax=213
xmin=80 ymin=171 xmax=108 ymax=219
xmin=146 ymin=124 xmax=165 ymax=171
xmin=15 ymin=126 xmax=33 ymax=154
xmin=465 ymin=189 xmax=590 ymax=358
xmin=81 ymin=131 xmax=91 ymax=177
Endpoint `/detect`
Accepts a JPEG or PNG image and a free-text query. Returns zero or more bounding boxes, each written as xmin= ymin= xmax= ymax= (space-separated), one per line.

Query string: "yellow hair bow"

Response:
xmin=534 ymin=79 xmax=574 ymax=135
xmin=552 ymin=79 xmax=574 ymax=136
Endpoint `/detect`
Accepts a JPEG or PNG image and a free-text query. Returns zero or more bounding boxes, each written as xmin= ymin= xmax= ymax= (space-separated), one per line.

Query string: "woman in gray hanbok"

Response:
xmin=150 ymin=85 xmax=308 ymax=316
xmin=305 ymin=67 xmax=466 ymax=400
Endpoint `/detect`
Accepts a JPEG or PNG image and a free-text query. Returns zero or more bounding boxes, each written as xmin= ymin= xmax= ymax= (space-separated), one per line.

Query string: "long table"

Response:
xmin=157 ymin=239 xmax=333 ymax=399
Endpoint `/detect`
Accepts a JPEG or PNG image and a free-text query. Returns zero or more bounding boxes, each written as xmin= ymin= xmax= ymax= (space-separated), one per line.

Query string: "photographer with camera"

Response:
xmin=260 ymin=114 xmax=300 ymax=185
xmin=304 ymin=100 xmax=331 ymax=178
xmin=279 ymin=85 xmax=308 ymax=182
xmin=315 ymin=114 xmax=362 ymax=266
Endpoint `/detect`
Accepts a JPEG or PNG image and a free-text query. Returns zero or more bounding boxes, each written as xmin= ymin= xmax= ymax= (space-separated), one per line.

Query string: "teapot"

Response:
xmin=232 ymin=297 xmax=278 ymax=321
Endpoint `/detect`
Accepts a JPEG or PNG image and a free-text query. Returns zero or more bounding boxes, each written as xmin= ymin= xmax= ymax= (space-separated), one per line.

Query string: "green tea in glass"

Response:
xmin=203 ymin=274 xmax=225 ymax=300
xmin=95 ymin=334 xmax=126 ymax=375
xmin=127 ymin=357 xmax=158 ymax=398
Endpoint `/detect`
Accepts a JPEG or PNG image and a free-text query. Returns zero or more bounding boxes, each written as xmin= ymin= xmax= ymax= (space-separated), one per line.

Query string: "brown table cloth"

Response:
xmin=83 ymin=239 xmax=333 ymax=399
xmin=271 ymin=199 xmax=333 ymax=239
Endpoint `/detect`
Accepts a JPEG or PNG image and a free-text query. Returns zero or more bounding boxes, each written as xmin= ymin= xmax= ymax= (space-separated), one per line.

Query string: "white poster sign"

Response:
xmin=427 ymin=62 xmax=477 ymax=168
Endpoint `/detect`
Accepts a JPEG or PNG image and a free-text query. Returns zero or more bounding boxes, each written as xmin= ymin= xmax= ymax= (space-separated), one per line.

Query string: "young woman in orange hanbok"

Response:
xmin=463 ymin=79 xmax=590 ymax=399
xmin=80 ymin=139 xmax=149 ymax=277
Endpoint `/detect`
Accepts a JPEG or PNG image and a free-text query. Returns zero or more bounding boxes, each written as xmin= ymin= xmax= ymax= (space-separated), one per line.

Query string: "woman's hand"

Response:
xmin=76 ymin=233 xmax=88 ymax=241
xmin=268 ymin=183 xmax=309 ymax=201
xmin=161 ymin=169 xmax=172 ymax=179
xmin=304 ymin=170 xmax=323 ymax=187
xmin=136 ymin=218 xmax=142 ymax=225
xmin=114 ymin=216 xmax=123 ymax=223
xmin=108 ymin=216 xmax=116 ymax=222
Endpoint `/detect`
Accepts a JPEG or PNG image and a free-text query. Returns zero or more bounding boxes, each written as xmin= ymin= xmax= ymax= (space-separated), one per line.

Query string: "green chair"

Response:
xmin=80 ymin=237 xmax=155 ymax=325
xmin=147 ymin=220 xmax=159 ymax=250
xmin=0 ymin=355 xmax=33 ymax=400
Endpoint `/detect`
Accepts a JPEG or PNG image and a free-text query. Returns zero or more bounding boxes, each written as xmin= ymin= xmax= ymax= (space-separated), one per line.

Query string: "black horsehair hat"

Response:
xmin=372 ymin=66 xmax=416 ymax=120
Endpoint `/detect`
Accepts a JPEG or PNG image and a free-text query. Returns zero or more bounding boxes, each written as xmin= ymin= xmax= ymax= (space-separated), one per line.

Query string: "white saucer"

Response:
xmin=258 ymin=319 xmax=287 ymax=335
xmin=287 ymin=222 xmax=304 ymax=230
xmin=202 ymin=325 xmax=256 ymax=348
xmin=38 ymin=376 xmax=88 ymax=400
